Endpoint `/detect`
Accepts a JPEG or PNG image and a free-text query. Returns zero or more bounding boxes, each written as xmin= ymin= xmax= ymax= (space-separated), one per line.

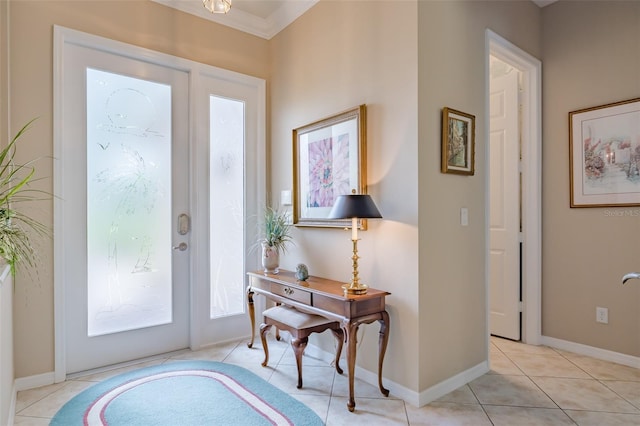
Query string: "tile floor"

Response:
xmin=12 ymin=336 xmax=640 ymax=425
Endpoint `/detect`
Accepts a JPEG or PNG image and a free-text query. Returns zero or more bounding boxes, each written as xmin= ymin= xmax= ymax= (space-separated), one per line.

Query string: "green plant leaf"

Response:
xmin=0 ymin=118 xmax=51 ymax=279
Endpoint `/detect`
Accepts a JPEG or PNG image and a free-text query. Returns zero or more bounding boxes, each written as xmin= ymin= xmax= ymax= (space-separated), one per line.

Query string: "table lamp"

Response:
xmin=328 ymin=191 xmax=382 ymax=295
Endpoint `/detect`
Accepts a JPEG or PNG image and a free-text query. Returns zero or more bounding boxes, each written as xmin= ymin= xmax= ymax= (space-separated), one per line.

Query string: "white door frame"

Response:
xmin=53 ymin=26 xmax=265 ymax=382
xmin=485 ymin=29 xmax=542 ymax=346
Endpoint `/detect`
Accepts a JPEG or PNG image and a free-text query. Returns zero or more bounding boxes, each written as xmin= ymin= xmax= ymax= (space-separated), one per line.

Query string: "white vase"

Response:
xmin=261 ymin=242 xmax=279 ymax=274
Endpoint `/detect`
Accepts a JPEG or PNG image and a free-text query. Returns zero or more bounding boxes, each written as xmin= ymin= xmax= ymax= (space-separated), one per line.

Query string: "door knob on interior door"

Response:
xmin=173 ymin=242 xmax=188 ymax=251
xmin=622 ymin=272 xmax=640 ymax=284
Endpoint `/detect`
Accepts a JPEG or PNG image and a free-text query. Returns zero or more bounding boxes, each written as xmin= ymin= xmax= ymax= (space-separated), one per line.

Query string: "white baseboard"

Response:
xmin=14 ymin=372 xmax=55 ymax=392
xmin=417 ymin=361 xmax=489 ymax=407
xmin=7 ymin=384 xmax=15 ymax=425
xmin=305 ymin=342 xmax=488 ymax=408
xmin=303 ymin=342 xmax=421 ymax=406
xmin=541 ymin=335 xmax=640 ymax=369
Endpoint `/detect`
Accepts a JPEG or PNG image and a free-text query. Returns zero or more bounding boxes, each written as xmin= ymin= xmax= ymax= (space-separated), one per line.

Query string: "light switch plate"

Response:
xmin=460 ymin=207 xmax=469 ymax=226
xmin=281 ymin=190 xmax=292 ymax=206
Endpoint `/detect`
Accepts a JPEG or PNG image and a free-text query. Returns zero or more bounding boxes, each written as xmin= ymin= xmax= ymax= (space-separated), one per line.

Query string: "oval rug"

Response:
xmin=51 ymin=360 xmax=324 ymax=426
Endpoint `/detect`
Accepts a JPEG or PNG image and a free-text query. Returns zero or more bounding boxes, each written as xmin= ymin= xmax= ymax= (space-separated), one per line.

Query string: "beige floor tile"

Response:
xmin=14 ymin=336 xmax=640 ymax=426
xmin=484 ymin=405 xmax=575 ymax=425
xmin=406 ymin=401 xmax=491 ymax=426
xmin=436 ymin=384 xmax=478 ymax=404
xmin=532 ymin=377 xmax=639 ymax=413
xmin=489 ymin=350 xmax=525 ymax=375
xmin=469 ymin=374 xmax=556 ymax=408
xmin=561 ymin=353 xmax=640 ymax=381
xmin=326 ymin=397 xmax=408 ymax=425
xmin=491 ymin=338 xmax=558 ymax=356
xmin=12 ymin=415 xmax=51 ymax=426
xmin=507 ymin=352 xmax=592 ymax=378
xmin=169 ymin=340 xmax=240 ymax=362
xmin=331 ymin=368 xmax=397 ymax=399
xmin=267 ymin=364 xmax=335 ymax=395
xmin=15 ymin=382 xmax=67 ymax=413
xmin=565 ymin=409 xmax=640 ymax=425
xmin=17 ymin=380 xmax=94 ymax=418
xmin=603 ymin=380 xmax=640 ymax=408
xmin=224 ymin=334 xmax=287 ymax=366
xmin=278 ymin=343 xmax=341 ymax=369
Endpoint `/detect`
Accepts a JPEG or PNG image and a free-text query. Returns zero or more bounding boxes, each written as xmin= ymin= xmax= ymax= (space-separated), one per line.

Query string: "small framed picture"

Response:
xmin=570 ymin=97 xmax=640 ymax=207
xmin=293 ymin=105 xmax=367 ymax=228
xmin=441 ymin=107 xmax=475 ymax=175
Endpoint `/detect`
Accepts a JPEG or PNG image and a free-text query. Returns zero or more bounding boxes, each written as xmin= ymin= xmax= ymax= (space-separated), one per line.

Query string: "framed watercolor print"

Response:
xmin=441 ymin=107 xmax=475 ymax=175
xmin=293 ymin=105 xmax=367 ymax=228
xmin=569 ymin=97 xmax=640 ymax=207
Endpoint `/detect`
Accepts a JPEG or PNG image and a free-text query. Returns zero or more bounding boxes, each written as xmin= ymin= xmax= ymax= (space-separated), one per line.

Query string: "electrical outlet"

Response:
xmin=596 ymin=307 xmax=608 ymax=324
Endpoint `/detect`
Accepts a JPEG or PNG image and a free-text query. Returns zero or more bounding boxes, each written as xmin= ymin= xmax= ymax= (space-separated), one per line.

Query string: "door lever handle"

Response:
xmin=622 ymin=272 xmax=640 ymax=284
xmin=172 ymin=242 xmax=188 ymax=251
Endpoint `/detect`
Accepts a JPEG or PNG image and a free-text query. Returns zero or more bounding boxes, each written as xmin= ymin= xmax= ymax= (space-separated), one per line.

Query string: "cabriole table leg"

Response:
xmin=378 ymin=310 xmax=390 ymax=396
xmin=247 ymin=289 xmax=255 ymax=348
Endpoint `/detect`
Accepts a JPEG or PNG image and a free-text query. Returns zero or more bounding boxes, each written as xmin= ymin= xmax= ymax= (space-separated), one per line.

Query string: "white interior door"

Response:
xmin=489 ymin=58 xmax=521 ymax=341
xmin=59 ymin=38 xmax=190 ymax=374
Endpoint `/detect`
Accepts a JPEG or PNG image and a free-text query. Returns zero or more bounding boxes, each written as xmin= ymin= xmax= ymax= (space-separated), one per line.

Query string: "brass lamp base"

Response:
xmin=342 ymin=238 xmax=368 ymax=295
xmin=342 ymin=283 xmax=368 ymax=295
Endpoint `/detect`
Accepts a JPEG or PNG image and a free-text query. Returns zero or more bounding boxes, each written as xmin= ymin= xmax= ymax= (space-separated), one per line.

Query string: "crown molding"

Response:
xmin=152 ymin=0 xmax=318 ymax=40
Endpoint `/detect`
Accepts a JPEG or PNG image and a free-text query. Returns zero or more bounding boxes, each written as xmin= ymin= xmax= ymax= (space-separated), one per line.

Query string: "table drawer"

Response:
xmin=270 ymin=283 xmax=311 ymax=305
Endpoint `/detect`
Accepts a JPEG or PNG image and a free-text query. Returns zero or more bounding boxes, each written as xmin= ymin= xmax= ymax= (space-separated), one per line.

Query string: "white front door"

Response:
xmin=489 ymin=57 xmax=521 ymax=341
xmin=55 ymin=27 xmax=266 ymax=377
xmin=191 ymin=70 xmax=265 ymax=345
xmin=59 ymin=41 xmax=191 ymax=374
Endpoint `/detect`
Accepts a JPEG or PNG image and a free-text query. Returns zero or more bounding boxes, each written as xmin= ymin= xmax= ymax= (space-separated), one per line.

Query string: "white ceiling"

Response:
xmin=152 ymin=0 xmax=318 ymax=40
xmin=154 ymin=0 xmax=556 ymax=41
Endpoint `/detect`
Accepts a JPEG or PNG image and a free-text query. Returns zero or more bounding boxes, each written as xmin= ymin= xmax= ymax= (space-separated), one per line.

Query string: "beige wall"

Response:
xmin=417 ymin=0 xmax=541 ymax=390
xmin=8 ymin=0 xmax=268 ymax=378
xmin=542 ymin=1 xmax=640 ymax=356
xmin=271 ymin=0 xmax=542 ymax=395
xmin=269 ymin=1 xmax=421 ymax=392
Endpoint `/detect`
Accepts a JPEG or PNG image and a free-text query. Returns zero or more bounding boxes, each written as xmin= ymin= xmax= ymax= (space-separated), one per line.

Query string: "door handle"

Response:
xmin=172 ymin=242 xmax=188 ymax=251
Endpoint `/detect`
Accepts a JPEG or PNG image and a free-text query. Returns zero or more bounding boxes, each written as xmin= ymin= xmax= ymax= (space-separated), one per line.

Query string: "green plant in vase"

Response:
xmin=259 ymin=207 xmax=293 ymax=274
xmin=0 ymin=119 xmax=49 ymax=277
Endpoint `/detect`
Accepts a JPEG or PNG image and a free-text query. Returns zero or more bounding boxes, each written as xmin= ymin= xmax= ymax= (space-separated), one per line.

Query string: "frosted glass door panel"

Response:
xmin=87 ymin=68 xmax=172 ymax=336
xmin=210 ymin=96 xmax=245 ymax=318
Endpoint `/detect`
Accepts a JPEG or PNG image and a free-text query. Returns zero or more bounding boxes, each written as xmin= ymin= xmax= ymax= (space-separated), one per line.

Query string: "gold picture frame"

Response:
xmin=569 ymin=97 xmax=640 ymax=207
xmin=441 ymin=107 xmax=475 ymax=175
xmin=293 ymin=105 xmax=367 ymax=228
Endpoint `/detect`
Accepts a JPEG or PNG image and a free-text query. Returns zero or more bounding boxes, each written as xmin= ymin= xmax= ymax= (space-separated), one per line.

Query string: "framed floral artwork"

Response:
xmin=293 ymin=105 xmax=367 ymax=228
xmin=441 ymin=107 xmax=475 ymax=175
xmin=570 ymin=97 xmax=640 ymax=207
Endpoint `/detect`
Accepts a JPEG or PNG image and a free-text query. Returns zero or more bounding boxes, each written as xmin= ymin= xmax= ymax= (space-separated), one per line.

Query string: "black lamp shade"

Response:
xmin=328 ymin=194 xmax=382 ymax=219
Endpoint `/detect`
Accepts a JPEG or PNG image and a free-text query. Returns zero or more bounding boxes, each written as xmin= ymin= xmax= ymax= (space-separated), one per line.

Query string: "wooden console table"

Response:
xmin=246 ymin=270 xmax=391 ymax=412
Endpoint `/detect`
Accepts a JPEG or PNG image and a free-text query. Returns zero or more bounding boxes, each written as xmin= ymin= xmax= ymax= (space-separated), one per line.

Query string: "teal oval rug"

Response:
xmin=51 ymin=360 xmax=324 ymax=426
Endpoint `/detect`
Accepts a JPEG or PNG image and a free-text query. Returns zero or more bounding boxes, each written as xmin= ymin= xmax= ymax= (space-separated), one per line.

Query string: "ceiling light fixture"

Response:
xmin=203 ymin=0 xmax=231 ymax=14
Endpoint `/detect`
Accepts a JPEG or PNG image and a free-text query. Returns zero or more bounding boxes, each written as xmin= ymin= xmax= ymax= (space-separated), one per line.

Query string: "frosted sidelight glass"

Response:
xmin=86 ymin=68 xmax=173 ymax=336
xmin=210 ymin=96 xmax=245 ymax=318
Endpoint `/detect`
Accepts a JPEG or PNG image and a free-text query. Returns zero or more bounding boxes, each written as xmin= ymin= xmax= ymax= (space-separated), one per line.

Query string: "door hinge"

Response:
xmin=518 ymin=232 xmax=524 ymax=243
xmin=518 ymin=301 xmax=523 ymax=312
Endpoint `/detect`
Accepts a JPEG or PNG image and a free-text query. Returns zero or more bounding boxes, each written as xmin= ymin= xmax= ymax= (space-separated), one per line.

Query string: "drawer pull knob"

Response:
xmin=284 ymin=287 xmax=294 ymax=295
